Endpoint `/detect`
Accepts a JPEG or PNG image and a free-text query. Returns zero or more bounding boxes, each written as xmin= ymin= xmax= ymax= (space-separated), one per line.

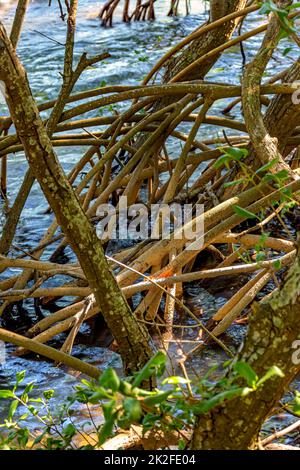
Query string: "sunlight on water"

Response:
xmin=0 ymin=0 xmax=298 ymax=435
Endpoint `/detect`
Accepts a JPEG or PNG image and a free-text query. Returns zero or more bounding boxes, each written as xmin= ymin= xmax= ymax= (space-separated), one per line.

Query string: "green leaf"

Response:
xmin=8 ymin=400 xmax=19 ymax=421
xmin=224 ymin=147 xmax=248 ymax=160
xmin=89 ymin=388 xmax=112 ymax=402
xmin=178 ymin=438 xmax=186 ymax=450
xmin=162 ymin=376 xmax=190 ymax=385
xmin=132 ymin=351 xmax=166 ymax=388
xmin=23 ymin=382 xmax=34 ymax=394
xmin=142 ymin=412 xmax=160 ymax=431
xmin=123 ymin=397 xmax=142 ymax=422
xmin=223 ymin=178 xmax=245 ymax=188
xmin=17 ymin=428 xmax=29 ymax=447
xmin=119 ymin=380 xmax=134 ymax=396
xmin=29 ymin=397 xmax=43 ymax=403
xmin=259 ymin=231 xmax=270 ymax=246
xmin=98 ymin=415 xmax=117 ymax=445
xmin=214 ymin=155 xmax=230 ymax=169
xmin=256 ymin=252 xmax=266 ymax=262
xmin=143 ymin=390 xmax=172 ymax=407
xmin=281 ymin=187 xmax=293 ymax=200
xmin=283 ymin=46 xmax=292 ymax=56
xmin=233 ymin=205 xmax=257 ymax=220
xmin=262 ymin=173 xmax=276 ymax=183
xmin=256 ymin=158 xmax=279 ymax=174
xmin=43 ymin=390 xmax=54 ymax=400
xmin=18 ymin=413 xmax=29 ymax=421
xmin=274 ymin=169 xmax=289 ymax=181
xmin=33 ymin=429 xmax=48 ymax=446
xmin=192 ymin=387 xmax=247 ymax=414
xmin=63 ymin=423 xmax=76 ymax=439
xmin=98 ymin=368 xmax=120 ymax=392
xmin=214 ymin=147 xmax=248 ymax=170
xmin=102 ymin=400 xmax=117 ymax=421
xmin=27 ymin=405 xmax=39 ymax=416
xmin=80 ymin=379 xmax=91 ymax=387
xmin=256 ymin=365 xmax=284 ymax=387
xmin=259 ymin=0 xmax=287 ymax=16
xmin=21 ymin=382 xmax=34 ymax=402
xmin=15 ymin=371 xmax=26 ymax=385
xmin=0 ymin=390 xmax=14 ymax=399
xmin=293 ymin=392 xmax=300 ymax=415
xmin=209 ymin=67 xmax=225 ymax=75
xmin=21 ymin=393 xmax=28 ymax=404
xmin=287 ymin=3 xmax=300 ymax=10
xmin=233 ymin=362 xmax=258 ymax=387
xmin=273 ymin=259 xmax=282 ymax=270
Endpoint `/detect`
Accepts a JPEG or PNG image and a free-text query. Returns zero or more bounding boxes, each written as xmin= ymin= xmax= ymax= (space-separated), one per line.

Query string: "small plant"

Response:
xmin=0 ymin=352 xmax=284 ymax=450
xmin=259 ymin=0 xmax=300 ymax=36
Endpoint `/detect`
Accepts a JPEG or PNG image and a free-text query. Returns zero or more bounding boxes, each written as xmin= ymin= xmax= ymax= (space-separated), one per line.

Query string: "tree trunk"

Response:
xmin=0 ymin=22 xmax=155 ymax=375
xmin=163 ymin=0 xmax=247 ymax=83
xmin=241 ymin=0 xmax=294 ymax=175
xmin=191 ymin=243 xmax=300 ymax=449
xmin=264 ymin=57 xmax=300 ymax=155
xmin=222 ymin=40 xmax=300 ymax=199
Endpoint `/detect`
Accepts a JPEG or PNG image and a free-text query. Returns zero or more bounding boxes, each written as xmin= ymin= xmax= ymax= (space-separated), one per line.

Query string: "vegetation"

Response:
xmin=0 ymin=0 xmax=300 ymax=450
xmin=0 ymin=352 xmax=290 ymax=450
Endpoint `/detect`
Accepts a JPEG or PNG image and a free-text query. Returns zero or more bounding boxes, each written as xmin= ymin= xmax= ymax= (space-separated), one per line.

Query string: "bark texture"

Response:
xmin=0 ymin=22 xmax=155 ymax=374
xmin=264 ymin=57 xmax=300 ymax=154
xmin=191 ymin=244 xmax=300 ymax=449
xmin=241 ymin=0 xmax=293 ymax=174
xmin=163 ymin=0 xmax=247 ymax=83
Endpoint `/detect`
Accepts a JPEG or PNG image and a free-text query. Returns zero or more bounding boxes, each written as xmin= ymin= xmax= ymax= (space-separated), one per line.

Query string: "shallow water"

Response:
xmin=0 ymin=0 xmax=298 ymax=437
xmin=0 ymin=0 xmax=294 ymax=251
